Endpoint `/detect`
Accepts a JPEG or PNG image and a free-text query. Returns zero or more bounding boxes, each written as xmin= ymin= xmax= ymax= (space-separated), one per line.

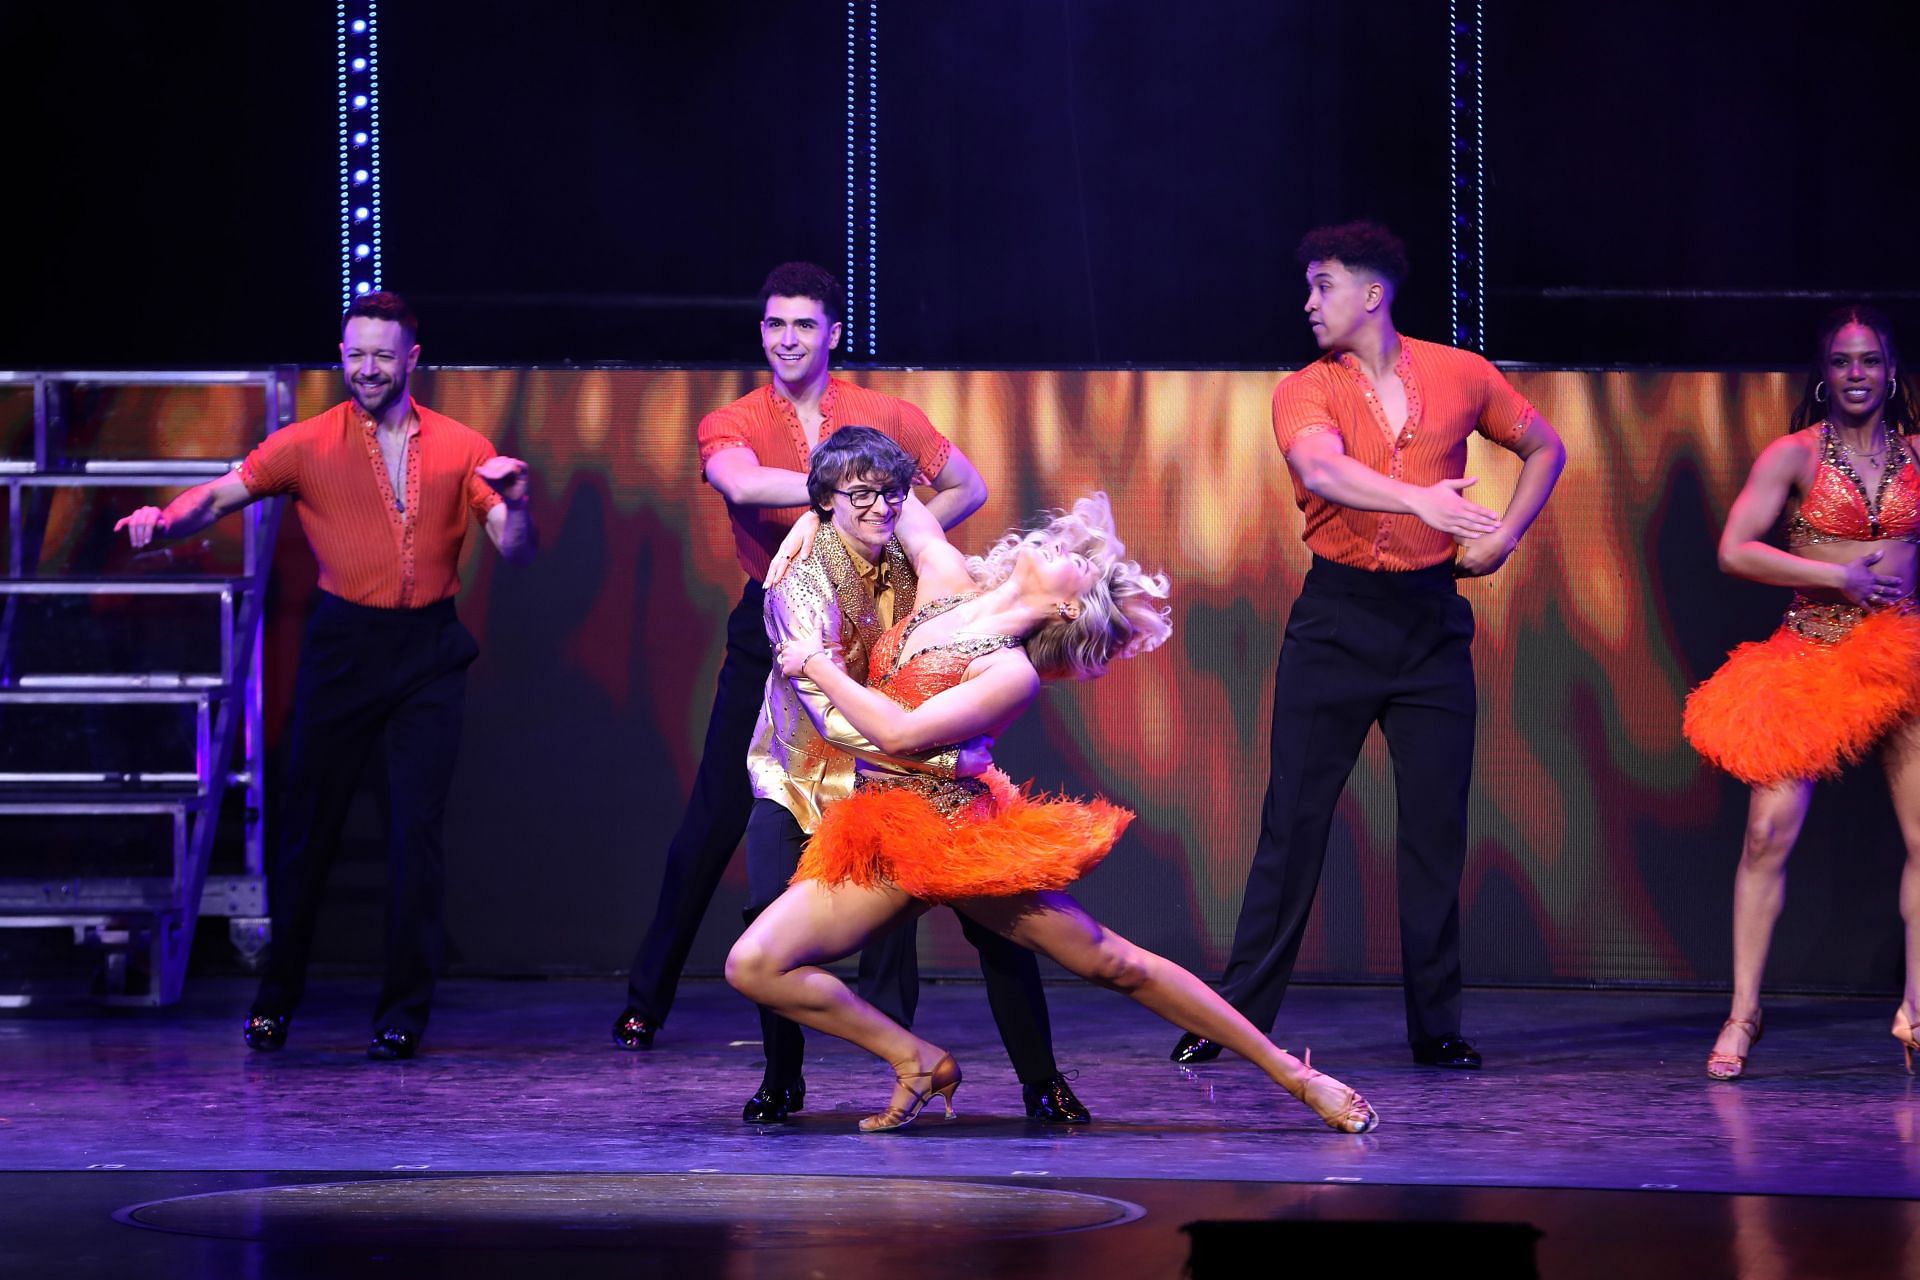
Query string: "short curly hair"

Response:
xmin=760 ymin=262 xmax=843 ymax=324
xmin=341 ymin=291 xmax=418 ymax=347
xmin=966 ymin=493 xmax=1172 ymax=680
xmin=1297 ymin=221 xmax=1409 ymax=293
xmin=806 ymin=425 xmax=915 ymax=516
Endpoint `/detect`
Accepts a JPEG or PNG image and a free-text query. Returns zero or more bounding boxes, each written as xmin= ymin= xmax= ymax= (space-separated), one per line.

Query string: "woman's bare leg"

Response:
xmin=955 ymin=890 xmax=1375 ymax=1131
xmin=727 ymin=880 xmax=953 ymax=1119
xmin=1882 ymin=722 xmax=1920 ymax=1045
xmin=1711 ymin=779 xmax=1814 ymax=1064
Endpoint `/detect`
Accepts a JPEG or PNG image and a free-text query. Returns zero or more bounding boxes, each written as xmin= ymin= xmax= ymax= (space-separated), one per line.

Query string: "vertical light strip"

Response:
xmin=340 ymin=1 xmax=381 ymax=304
xmin=1446 ymin=2 xmax=1486 ymax=352
xmin=368 ymin=5 xmax=384 ymax=293
xmin=864 ymin=0 xmax=878 ymax=358
xmin=1473 ymin=0 xmax=1486 ymax=352
xmin=336 ymin=3 xmax=350 ymax=307
xmin=845 ymin=1 xmax=859 ymax=352
xmin=1447 ymin=1 xmax=1459 ymax=348
xmin=843 ymin=3 xmax=879 ymax=358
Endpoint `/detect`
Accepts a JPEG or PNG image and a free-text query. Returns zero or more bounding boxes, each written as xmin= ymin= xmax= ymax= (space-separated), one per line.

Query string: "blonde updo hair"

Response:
xmin=966 ymin=492 xmax=1172 ymax=680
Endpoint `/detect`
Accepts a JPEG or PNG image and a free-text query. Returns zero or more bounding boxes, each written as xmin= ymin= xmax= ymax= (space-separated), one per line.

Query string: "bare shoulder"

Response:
xmin=913 ymin=544 xmax=975 ymax=596
xmin=970 ymin=643 xmax=1040 ymax=688
xmin=1758 ymin=428 xmax=1821 ymax=475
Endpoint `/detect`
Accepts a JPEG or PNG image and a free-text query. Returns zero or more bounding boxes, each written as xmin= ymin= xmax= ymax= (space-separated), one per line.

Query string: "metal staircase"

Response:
xmin=0 ymin=370 xmax=295 ymax=1005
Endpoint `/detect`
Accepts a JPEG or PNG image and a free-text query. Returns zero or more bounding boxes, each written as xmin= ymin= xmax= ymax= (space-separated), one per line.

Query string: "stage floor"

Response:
xmin=3 ymin=977 xmax=1916 ymax=1277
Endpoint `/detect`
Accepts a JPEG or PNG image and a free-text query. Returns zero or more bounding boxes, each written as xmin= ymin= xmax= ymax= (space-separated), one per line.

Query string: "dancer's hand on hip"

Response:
xmin=1841 ymin=549 xmax=1903 ymax=607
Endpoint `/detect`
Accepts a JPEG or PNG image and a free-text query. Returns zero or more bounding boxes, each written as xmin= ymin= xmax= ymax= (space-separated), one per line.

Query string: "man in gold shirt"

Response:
xmin=739 ymin=426 xmax=1084 ymax=1125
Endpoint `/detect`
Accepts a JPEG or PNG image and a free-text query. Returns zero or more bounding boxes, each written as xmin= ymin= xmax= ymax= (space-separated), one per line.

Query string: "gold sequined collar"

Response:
xmin=811 ymin=525 xmax=917 ymax=684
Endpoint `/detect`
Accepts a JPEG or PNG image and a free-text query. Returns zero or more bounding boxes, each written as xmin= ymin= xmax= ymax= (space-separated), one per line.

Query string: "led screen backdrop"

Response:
xmin=237 ymin=366 xmax=1903 ymax=993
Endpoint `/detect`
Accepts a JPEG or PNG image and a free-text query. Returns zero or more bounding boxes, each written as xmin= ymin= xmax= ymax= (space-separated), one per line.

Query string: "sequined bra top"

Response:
xmin=869 ymin=594 xmax=1023 ymax=712
xmin=1786 ymin=423 xmax=1920 ymax=548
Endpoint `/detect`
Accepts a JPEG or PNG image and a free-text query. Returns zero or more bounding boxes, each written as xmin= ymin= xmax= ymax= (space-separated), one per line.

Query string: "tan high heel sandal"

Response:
xmin=860 ymin=1052 xmax=962 ymax=1133
xmin=1894 ymin=1008 xmax=1919 ymax=1075
xmin=1286 ymin=1049 xmax=1380 ymax=1135
xmin=1706 ymin=1013 xmax=1763 ymax=1081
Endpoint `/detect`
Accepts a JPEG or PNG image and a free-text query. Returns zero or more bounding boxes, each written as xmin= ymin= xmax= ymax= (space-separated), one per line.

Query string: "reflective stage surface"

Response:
xmin=3 ymin=978 xmax=1916 ymax=1277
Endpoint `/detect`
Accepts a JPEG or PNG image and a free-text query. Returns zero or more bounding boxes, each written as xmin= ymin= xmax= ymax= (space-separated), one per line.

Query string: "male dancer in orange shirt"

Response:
xmin=116 ymin=292 xmax=535 ymax=1060
xmin=1171 ymin=223 xmax=1566 ymax=1070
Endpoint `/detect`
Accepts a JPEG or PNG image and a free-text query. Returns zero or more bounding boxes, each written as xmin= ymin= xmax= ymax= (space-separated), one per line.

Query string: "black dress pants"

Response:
xmin=252 ymin=591 xmax=478 ymax=1034
xmin=1217 ymin=556 xmax=1477 ymax=1047
xmin=743 ymin=797 xmax=1061 ymax=1087
xmin=624 ymin=582 xmax=919 ymax=1029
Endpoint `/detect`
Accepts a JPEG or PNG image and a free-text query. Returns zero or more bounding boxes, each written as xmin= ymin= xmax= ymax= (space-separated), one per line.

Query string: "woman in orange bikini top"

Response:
xmin=1787 ymin=421 xmax=1920 ymax=550
xmin=1684 ymin=304 xmax=1920 ymax=1084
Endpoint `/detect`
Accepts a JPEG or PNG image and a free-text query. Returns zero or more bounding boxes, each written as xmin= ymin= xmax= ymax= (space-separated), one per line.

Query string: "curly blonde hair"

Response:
xmin=966 ymin=492 xmax=1172 ymax=680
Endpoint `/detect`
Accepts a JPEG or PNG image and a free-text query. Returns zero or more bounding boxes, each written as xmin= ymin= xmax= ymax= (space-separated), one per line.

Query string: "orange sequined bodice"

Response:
xmin=1789 ymin=424 xmax=1920 ymax=547
xmin=869 ymin=595 xmax=1022 ymax=710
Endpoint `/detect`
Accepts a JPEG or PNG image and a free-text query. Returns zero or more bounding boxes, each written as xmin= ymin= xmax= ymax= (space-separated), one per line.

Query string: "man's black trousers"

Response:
xmin=1216 ymin=556 xmax=1477 ymax=1047
xmin=252 ymin=591 xmax=478 ymax=1035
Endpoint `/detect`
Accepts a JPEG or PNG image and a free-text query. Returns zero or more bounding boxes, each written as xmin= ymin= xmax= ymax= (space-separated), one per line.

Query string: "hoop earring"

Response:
xmin=1815 ymin=380 xmax=1827 ymax=403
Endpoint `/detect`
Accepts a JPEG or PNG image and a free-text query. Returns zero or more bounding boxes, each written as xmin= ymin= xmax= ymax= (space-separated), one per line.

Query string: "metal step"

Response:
xmin=0 ymin=878 xmax=180 ymax=912
xmin=0 ymin=367 xmax=292 ymax=1004
xmin=7 ymin=468 xmax=241 ymax=489
xmin=0 ymin=875 xmax=259 ymax=916
xmin=0 ymin=576 xmax=250 ymax=593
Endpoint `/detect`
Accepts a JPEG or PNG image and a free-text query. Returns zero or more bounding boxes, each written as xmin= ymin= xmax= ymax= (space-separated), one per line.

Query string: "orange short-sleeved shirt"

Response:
xmin=1271 ymin=336 xmax=1536 ymax=572
xmin=697 ymin=377 xmax=954 ymax=579
xmin=240 ymin=399 xmax=502 ymax=608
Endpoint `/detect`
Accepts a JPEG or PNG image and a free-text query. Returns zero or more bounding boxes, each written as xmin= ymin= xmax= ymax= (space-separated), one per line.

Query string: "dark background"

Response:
xmin=5 ymin=2 xmax=1918 ymax=995
xmin=10 ymin=2 xmax=1916 ymax=370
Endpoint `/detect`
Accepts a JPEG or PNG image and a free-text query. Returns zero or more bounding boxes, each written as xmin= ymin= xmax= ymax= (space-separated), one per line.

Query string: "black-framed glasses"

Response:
xmin=832 ymin=486 xmax=909 ymax=511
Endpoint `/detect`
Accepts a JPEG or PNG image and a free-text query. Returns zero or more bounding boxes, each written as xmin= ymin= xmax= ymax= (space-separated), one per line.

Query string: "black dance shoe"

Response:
xmin=1170 ymin=1032 xmax=1223 ymax=1064
xmin=1022 ymin=1075 xmax=1091 ymax=1124
xmin=742 ymin=1078 xmax=807 ymax=1124
xmin=1411 ymin=1036 xmax=1483 ymax=1070
xmin=242 ymin=1013 xmax=288 ymax=1052
xmin=367 ymin=1027 xmax=420 ymax=1061
xmin=612 ymin=1007 xmax=658 ymax=1050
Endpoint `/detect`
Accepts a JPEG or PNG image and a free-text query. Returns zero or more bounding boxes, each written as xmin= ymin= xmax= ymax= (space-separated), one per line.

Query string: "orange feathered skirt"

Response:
xmin=1683 ymin=604 xmax=1920 ymax=787
xmin=794 ymin=768 xmax=1132 ymax=902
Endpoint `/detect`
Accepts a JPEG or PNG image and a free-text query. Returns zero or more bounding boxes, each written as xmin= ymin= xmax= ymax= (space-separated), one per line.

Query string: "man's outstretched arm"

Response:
xmin=114 ymin=472 xmax=257 ymax=547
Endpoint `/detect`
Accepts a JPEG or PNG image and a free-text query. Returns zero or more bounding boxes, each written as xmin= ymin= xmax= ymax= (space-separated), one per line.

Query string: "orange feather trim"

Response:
xmin=1683 ymin=608 xmax=1920 ymax=787
xmin=796 ymin=768 xmax=1133 ymax=902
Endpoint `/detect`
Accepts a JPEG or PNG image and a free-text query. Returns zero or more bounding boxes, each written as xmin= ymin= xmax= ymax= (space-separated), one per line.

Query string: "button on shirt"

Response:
xmin=239 ymin=399 xmax=503 ymax=608
xmin=1270 ymin=336 xmax=1536 ymax=572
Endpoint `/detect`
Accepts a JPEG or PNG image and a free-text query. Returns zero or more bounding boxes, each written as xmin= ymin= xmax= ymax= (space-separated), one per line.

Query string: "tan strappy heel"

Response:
xmin=1893 ymin=1008 xmax=1918 ymax=1075
xmin=1286 ymin=1049 xmax=1380 ymax=1135
xmin=1706 ymin=1013 xmax=1763 ymax=1081
xmin=859 ymin=1053 xmax=962 ymax=1133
